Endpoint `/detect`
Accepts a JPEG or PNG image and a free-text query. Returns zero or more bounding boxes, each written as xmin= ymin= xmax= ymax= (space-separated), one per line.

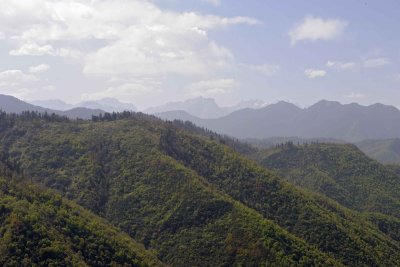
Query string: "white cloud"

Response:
xmin=244 ymin=63 xmax=280 ymax=76
xmin=202 ymin=0 xmax=221 ymax=6
xmin=326 ymin=60 xmax=356 ymax=70
xmin=40 ymin=85 xmax=56 ymax=92
xmin=10 ymin=43 xmax=82 ymax=58
xmin=188 ymin=78 xmax=236 ymax=97
xmin=2 ymin=85 xmax=56 ymax=100
xmin=363 ymin=57 xmax=390 ymax=68
xmin=304 ymin=68 xmax=327 ymax=79
xmin=10 ymin=43 xmax=54 ymax=56
xmin=289 ymin=16 xmax=347 ymax=45
xmin=0 ymin=69 xmax=38 ymax=87
xmin=81 ymin=81 xmax=160 ymax=102
xmin=0 ymin=0 xmax=260 ymax=100
xmin=394 ymin=73 xmax=400 ymax=81
xmin=84 ymin=38 xmax=234 ymax=77
xmin=343 ymin=92 xmax=365 ymax=99
xmin=29 ymin=64 xmax=50 ymax=74
xmin=0 ymin=69 xmax=55 ymax=99
xmin=0 ymin=0 xmax=259 ymax=79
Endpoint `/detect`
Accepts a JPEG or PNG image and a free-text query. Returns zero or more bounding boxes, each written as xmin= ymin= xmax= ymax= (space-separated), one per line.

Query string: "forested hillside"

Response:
xmin=251 ymin=143 xmax=400 ymax=218
xmin=0 ymin=177 xmax=162 ymax=266
xmin=356 ymin=138 xmax=400 ymax=165
xmin=0 ymin=111 xmax=399 ymax=266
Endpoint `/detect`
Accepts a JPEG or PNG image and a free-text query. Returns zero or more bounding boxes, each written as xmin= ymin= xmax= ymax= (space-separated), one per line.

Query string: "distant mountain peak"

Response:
xmin=275 ymin=100 xmax=297 ymax=106
xmin=266 ymin=101 xmax=300 ymax=111
xmin=311 ymin=100 xmax=342 ymax=108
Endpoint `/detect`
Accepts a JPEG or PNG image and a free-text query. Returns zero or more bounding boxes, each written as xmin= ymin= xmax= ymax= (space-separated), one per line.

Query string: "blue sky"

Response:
xmin=0 ymin=0 xmax=399 ymax=109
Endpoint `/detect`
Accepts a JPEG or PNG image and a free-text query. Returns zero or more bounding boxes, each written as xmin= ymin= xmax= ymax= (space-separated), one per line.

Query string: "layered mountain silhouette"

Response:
xmin=31 ymin=97 xmax=137 ymax=113
xmin=146 ymin=97 xmax=265 ymax=119
xmin=157 ymin=100 xmax=400 ymax=142
xmin=0 ymin=94 xmax=104 ymax=119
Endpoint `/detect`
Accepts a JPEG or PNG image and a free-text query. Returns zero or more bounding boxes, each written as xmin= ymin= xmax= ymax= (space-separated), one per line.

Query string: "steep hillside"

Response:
xmin=0 ymin=177 xmax=162 ymax=266
xmin=0 ymin=112 xmax=399 ymax=266
xmin=356 ymin=138 xmax=400 ymax=165
xmin=251 ymin=143 xmax=400 ymax=218
xmin=0 ymin=112 xmax=340 ymax=266
xmin=158 ymin=129 xmax=400 ymax=266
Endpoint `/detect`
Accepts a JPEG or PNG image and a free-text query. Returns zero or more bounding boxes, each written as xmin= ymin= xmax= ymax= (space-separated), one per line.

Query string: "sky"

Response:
xmin=0 ymin=0 xmax=399 ymax=109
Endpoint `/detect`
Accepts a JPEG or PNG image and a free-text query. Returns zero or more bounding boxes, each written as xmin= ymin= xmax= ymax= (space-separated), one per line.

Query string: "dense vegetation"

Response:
xmin=0 ymin=112 xmax=339 ymax=266
xmin=250 ymin=143 xmax=400 ymax=218
xmin=158 ymin=130 xmax=400 ymax=266
xmin=0 ymin=177 xmax=162 ymax=266
xmin=0 ymin=111 xmax=399 ymax=266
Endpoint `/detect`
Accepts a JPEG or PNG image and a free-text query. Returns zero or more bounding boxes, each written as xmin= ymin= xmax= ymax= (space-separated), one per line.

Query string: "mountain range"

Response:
xmin=4 ymin=93 xmax=400 ymax=144
xmin=157 ymin=100 xmax=400 ymax=142
xmin=31 ymin=98 xmax=137 ymax=113
xmin=0 ymin=94 xmax=104 ymax=119
xmin=1 ymin=111 xmax=400 ymax=265
xmin=145 ymin=97 xmax=266 ymax=119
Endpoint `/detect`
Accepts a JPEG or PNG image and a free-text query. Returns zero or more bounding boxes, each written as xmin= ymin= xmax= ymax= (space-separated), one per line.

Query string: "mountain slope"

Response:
xmin=356 ymin=138 xmax=400 ymax=165
xmin=0 ymin=94 xmax=49 ymax=114
xmin=0 ymin=94 xmax=104 ymax=119
xmin=0 ymin=112 xmax=399 ymax=265
xmin=157 ymin=100 xmax=400 ymax=142
xmin=0 ymin=177 xmax=163 ymax=266
xmin=158 ymin=128 xmax=400 ymax=266
xmin=251 ymin=143 xmax=400 ymax=218
xmin=0 ymin=113 xmax=341 ymax=266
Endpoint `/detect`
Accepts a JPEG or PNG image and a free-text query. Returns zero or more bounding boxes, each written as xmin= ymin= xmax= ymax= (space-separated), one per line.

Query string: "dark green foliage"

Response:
xmin=158 ymin=130 xmax=400 ymax=266
xmin=252 ymin=143 xmax=400 ymax=218
xmin=0 ymin=113 xmax=340 ymax=266
xmin=0 ymin=112 xmax=399 ymax=266
xmin=364 ymin=212 xmax=400 ymax=242
xmin=0 ymin=178 xmax=162 ymax=267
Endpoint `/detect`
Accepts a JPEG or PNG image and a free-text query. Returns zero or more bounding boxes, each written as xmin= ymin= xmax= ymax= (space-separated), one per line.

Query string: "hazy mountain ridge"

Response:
xmin=0 ymin=94 xmax=104 ymax=119
xmin=146 ymin=97 xmax=266 ymax=119
xmin=356 ymin=138 xmax=400 ymax=165
xmin=31 ymin=97 xmax=137 ymax=113
xmin=157 ymin=100 xmax=400 ymax=142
